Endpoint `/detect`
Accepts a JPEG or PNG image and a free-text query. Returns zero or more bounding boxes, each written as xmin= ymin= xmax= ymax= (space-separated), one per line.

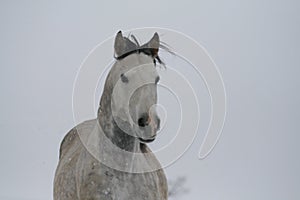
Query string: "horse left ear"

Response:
xmin=147 ymin=32 xmax=160 ymax=51
xmin=114 ymin=31 xmax=125 ymax=57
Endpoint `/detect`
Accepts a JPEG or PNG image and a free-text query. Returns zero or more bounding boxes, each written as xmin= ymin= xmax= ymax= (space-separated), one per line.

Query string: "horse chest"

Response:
xmin=79 ymin=159 xmax=162 ymax=200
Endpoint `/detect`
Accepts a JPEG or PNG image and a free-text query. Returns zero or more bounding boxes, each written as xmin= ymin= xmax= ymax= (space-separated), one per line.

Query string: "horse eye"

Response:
xmin=155 ymin=76 xmax=160 ymax=84
xmin=120 ymin=73 xmax=129 ymax=83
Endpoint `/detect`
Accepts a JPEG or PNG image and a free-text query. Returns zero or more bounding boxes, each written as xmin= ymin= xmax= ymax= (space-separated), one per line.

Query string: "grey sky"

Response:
xmin=1 ymin=0 xmax=299 ymax=199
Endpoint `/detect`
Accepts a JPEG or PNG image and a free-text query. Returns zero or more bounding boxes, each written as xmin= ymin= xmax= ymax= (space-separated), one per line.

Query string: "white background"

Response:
xmin=0 ymin=0 xmax=299 ymax=199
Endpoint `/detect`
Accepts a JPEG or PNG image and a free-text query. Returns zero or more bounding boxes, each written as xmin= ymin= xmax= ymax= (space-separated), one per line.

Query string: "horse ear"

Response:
xmin=114 ymin=31 xmax=125 ymax=57
xmin=147 ymin=32 xmax=160 ymax=50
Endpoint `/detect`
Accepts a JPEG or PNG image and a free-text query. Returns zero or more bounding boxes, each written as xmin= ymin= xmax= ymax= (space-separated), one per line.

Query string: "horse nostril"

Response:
xmin=138 ymin=115 xmax=149 ymax=127
xmin=156 ymin=117 xmax=160 ymax=130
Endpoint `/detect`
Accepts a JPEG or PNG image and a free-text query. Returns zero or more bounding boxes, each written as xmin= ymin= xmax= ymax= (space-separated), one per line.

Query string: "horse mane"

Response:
xmin=115 ymin=33 xmax=175 ymax=68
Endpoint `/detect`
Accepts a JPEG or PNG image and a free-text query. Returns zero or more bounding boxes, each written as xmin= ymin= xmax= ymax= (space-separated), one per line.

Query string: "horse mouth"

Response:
xmin=138 ymin=137 xmax=155 ymax=143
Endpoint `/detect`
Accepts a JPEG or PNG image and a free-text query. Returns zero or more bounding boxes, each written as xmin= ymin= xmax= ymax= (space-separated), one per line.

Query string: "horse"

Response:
xmin=54 ymin=31 xmax=168 ymax=199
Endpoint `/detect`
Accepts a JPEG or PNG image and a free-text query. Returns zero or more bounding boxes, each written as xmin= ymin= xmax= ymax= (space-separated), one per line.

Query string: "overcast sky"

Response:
xmin=0 ymin=0 xmax=300 ymax=199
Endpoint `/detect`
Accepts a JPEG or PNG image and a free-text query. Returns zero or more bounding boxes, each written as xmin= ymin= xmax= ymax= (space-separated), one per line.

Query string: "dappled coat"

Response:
xmin=54 ymin=31 xmax=168 ymax=200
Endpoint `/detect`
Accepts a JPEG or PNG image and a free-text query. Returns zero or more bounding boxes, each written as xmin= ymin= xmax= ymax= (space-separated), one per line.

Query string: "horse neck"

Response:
xmin=97 ymin=86 xmax=140 ymax=152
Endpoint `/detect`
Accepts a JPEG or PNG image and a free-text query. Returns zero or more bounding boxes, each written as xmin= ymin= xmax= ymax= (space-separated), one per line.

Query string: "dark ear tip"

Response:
xmin=116 ymin=30 xmax=123 ymax=37
xmin=153 ymin=32 xmax=160 ymax=43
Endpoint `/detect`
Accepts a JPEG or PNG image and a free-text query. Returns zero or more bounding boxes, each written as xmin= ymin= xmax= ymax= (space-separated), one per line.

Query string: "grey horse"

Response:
xmin=54 ymin=31 xmax=168 ymax=200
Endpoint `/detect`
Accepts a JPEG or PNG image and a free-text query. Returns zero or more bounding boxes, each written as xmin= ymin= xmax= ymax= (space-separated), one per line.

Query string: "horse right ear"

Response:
xmin=114 ymin=31 xmax=125 ymax=57
xmin=147 ymin=32 xmax=160 ymax=50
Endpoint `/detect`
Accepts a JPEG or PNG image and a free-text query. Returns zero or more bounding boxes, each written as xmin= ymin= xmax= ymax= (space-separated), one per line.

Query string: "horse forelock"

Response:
xmin=115 ymin=34 xmax=174 ymax=67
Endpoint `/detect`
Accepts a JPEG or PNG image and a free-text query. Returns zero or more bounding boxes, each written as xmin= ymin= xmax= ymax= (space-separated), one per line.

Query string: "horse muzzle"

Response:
xmin=137 ymin=113 xmax=160 ymax=143
xmin=137 ymin=113 xmax=160 ymax=130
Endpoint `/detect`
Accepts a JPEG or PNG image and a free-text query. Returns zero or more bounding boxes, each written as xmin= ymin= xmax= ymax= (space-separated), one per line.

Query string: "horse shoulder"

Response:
xmin=54 ymin=119 xmax=97 ymax=200
xmin=59 ymin=119 xmax=97 ymax=159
